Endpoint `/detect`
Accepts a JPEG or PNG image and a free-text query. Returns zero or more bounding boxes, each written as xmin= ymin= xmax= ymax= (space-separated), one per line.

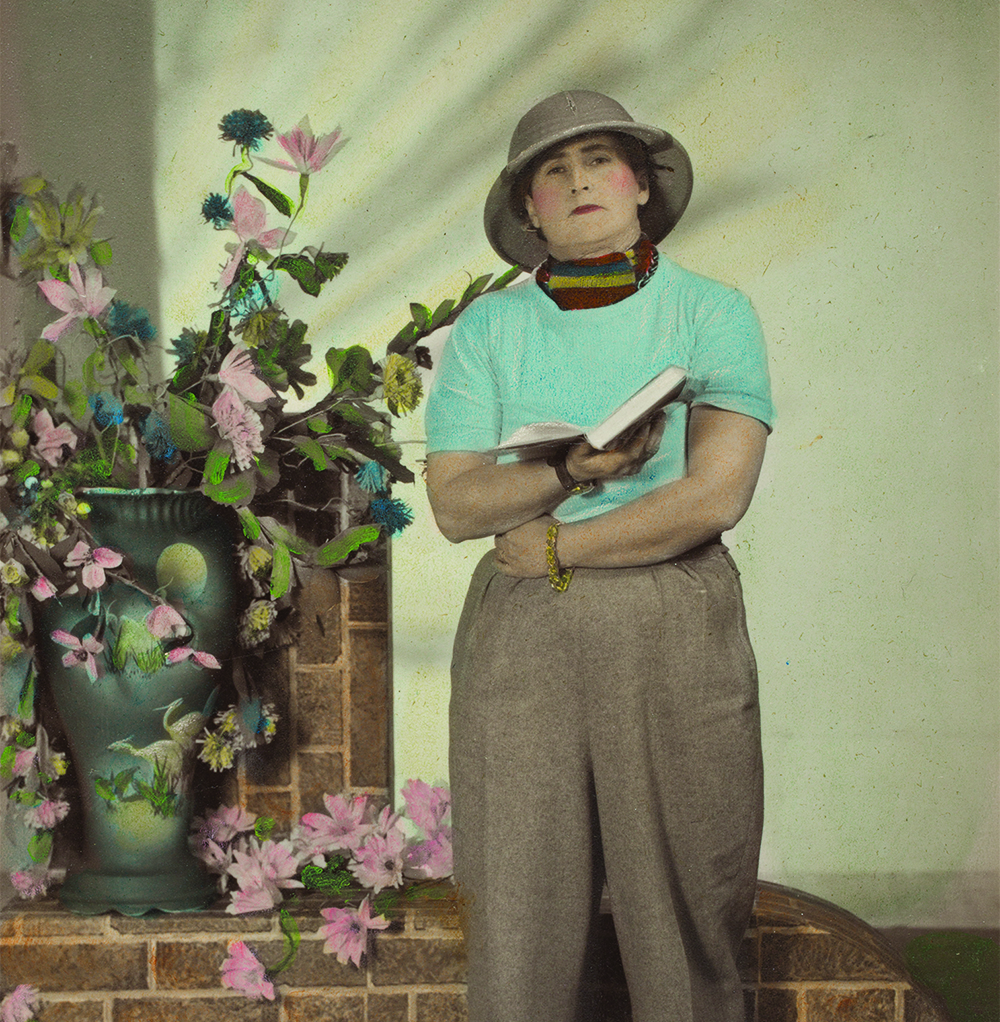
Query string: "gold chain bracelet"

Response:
xmin=545 ymin=522 xmax=574 ymax=592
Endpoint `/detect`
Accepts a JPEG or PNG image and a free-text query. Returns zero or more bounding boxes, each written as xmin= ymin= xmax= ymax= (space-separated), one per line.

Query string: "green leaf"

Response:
xmin=306 ymin=417 xmax=332 ymax=434
xmin=63 ymin=379 xmax=89 ymax=419
xmin=292 ymin=436 xmax=330 ymax=471
xmin=410 ymin=302 xmax=432 ymax=330
xmin=431 ymin=298 xmax=456 ymax=328
xmin=28 ymin=831 xmax=53 ymax=864
xmin=238 ymin=507 xmax=262 ymax=541
xmin=257 ymin=517 xmax=313 ymax=557
xmin=254 ymin=817 xmax=275 ymax=840
xmin=82 ymin=348 xmax=107 ymax=391
xmin=204 ymin=470 xmax=255 ymax=506
xmin=207 ymin=308 xmax=229 ymax=350
xmin=326 ymin=345 xmax=374 ymax=394
xmin=23 ymin=340 xmax=56 ymax=375
xmin=15 ymin=669 xmax=35 ymax=720
xmin=117 ymin=351 xmax=142 ymax=384
xmin=0 ymin=745 xmax=15 ymax=780
xmin=22 ymin=375 xmax=58 ymax=401
xmin=314 ymin=251 xmax=348 ymax=282
xmin=242 ymin=172 xmax=294 ymax=218
xmin=95 ymin=776 xmax=116 ymax=802
xmin=203 ymin=447 xmax=230 ymax=485
xmin=166 ymin=393 xmax=214 ymax=450
xmin=272 ymin=908 xmax=302 ymax=975
xmin=461 ymin=273 xmax=492 ymax=304
xmin=272 ymin=254 xmax=323 ymax=297
xmin=90 ymin=240 xmax=113 ymax=266
xmin=315 ymin=525 xmax=381 ymax=567
xmin=494 ymin=265 xmax=523 ymax=288
xmin=269 ymin=541 xmax=292 ymax=599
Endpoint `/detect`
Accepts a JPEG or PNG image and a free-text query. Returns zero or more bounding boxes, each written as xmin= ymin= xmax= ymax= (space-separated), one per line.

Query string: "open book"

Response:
xmin=490 ymin=364 xmax=687 ymax=457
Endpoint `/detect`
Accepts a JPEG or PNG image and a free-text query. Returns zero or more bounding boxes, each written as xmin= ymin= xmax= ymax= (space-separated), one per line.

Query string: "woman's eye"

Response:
xmin=546 ymin=165 xmax=565 ymax=175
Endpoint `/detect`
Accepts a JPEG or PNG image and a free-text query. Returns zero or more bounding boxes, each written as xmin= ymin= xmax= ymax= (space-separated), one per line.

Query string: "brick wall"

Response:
xmin=236 ymin=566 xmax=392 ymax=825
xmin=1 ymin=883 xmax=952 ymax=1021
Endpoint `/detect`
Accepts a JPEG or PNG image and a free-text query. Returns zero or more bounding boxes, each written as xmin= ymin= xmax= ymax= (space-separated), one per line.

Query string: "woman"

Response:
xmin=424 ymin=91 xmax=774 ymax=1022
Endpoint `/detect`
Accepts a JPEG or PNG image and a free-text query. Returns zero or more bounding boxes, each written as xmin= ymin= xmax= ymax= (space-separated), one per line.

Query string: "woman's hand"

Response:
xmin=493 ymin=516 xmax=555 ymax=577
xmin=564 ymin=411 xmax=665 ymax=483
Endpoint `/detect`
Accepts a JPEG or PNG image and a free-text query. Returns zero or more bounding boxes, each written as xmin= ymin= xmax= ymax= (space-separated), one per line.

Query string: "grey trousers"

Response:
xmin=449 ymin=542 xmax=763 ymax=1022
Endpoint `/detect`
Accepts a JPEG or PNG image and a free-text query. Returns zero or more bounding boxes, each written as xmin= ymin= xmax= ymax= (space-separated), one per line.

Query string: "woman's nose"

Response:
xmin=569 ymin=164 xmax=589 ymax=192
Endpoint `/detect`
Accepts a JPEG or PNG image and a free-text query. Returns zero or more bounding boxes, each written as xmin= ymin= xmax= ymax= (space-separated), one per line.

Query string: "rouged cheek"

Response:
xmin=528 ymin=183 xmax=563 ymax=218
xmin=607 ymin=164 xmax=638 ymax=193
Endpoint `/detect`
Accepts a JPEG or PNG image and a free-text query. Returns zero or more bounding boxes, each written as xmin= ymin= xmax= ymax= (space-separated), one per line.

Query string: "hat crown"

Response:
xmin=507 ymin=91 xmax=636 ymax=167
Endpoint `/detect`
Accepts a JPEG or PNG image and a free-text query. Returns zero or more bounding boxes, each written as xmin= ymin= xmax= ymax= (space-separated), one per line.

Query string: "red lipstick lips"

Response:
xmin=571 ymin=204 xmax=602 ymax=215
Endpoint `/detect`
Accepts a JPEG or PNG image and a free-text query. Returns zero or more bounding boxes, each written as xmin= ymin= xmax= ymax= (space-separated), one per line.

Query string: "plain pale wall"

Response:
xmin=2 ymin=0 xmax=996 ymax=929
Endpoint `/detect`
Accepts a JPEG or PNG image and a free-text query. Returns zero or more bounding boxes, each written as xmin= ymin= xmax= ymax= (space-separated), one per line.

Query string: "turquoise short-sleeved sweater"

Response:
xmin=425 ymin=254 xmax=774 ymax=523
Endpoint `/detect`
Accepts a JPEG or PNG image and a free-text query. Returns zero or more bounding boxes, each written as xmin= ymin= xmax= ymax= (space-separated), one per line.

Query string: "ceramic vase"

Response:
xmin=35 ymin=489 xmax=238 ymax=915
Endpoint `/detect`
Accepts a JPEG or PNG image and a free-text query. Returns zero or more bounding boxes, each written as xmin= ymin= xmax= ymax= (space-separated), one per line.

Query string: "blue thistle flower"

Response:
xmin=369 ymin=496 xmax=414 ymax=536
xmin=201 ymin=192 xmax=234 ymax=228
xmin=166 ymin=327 xmax=203 ymax=367
xmin=140 ymin=411 xmax=177 ymax=461
xmin=218 ymin=109 xmax=274 ymax=150
xmin=88 ymin=393 xmax=124 ymax=427
xmin=107 ymin=300 xmax=156 ymax=342
xmin=355 ymin=461 xmax=389 ymax=494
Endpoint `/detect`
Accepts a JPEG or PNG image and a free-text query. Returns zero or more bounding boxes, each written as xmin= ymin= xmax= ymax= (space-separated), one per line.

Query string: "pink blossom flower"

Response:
xmin=193 ymin=804 xmax=257 ymax=847
xmin=37 ymin=261 xmax=116 ymax=340
xmin=370 ymin=802 xmax=403 ymax=838
xmin=50 ymin=629 xmax=104 ymax=681
xmin=11 ymin=746 xmax=37 ymax=778
xmin=258 ymin=116 xmax=345 ymax=175
xmin=293 ymin=793 xmax=371 ymax=864
xmin=211 ymin=389 xmax=264 ymax=471
xmin=25 ymin=798 xmax=70 ymax=829
xmin=64 ymin=541 xmax=123 ymax=590
xmin=349 ymin=828 xmax=406 ymax=893
xmin=218 ymin=187 xmax=290 ymax=289
xmin=0 ymin=983 xmax=40 ymax=1022
xmin=145 ymin=604 xmax=190 ymax=640
xmin=191 ymin=806 xmax=256 ymax=879
xmin=319 ymin=896 xmax=390 ymax=968
xmin=30 ymin=576 xmax=57 ymax=601
xmin=31 ymin=409 xmax=77 ymax=467
xmin=220 ymin=940 xmax=275 ymax=1001
xmin=165 ymin=646 xmax=221 ymax=669
xmin=9 ymin=868 xmax=52 ymax=900
xmin=404 ymin=827 xmax=453 ymax=881
xmin=225 ymin=838 xmax=303 ymax=914
xmin=401 ymin=779 xmax=452 ymax=835
xmin=218 ymin=344 xmax=275 ymax=403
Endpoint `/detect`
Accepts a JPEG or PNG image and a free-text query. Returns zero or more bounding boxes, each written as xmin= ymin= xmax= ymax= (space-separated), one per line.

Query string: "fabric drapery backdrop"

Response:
xmin=3 ymin=0 xmax=996 ymax=930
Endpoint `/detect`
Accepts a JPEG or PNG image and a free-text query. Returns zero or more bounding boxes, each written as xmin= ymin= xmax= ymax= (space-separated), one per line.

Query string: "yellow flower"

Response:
xmin=197 ymin=731 xmax=235 ymax=772
xmin=0 ymin=630 xmax=24 ymax=663
xmin=0 ymin=561 xmax=28 ymax=587
xmin=382 ymin=353 xmax=423 ymax=415
xmin=21 ymin=186 xmax=103 ymax=271
xmin=238 ymin=307 xmax=282 ymax=348
xmin=244 ymin=545 xmax=272 ymax=579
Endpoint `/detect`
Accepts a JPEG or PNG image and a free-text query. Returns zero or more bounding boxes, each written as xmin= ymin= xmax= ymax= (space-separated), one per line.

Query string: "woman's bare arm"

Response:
xmin=492 ymin=406 xmax=767 ymax=574
xmin=425 ymin=417 xmax=664 ymax=543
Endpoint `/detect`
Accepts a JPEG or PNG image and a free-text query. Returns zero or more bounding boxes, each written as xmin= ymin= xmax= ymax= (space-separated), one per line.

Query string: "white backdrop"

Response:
xmin=4 ymin=0 xmax=996 ymax=929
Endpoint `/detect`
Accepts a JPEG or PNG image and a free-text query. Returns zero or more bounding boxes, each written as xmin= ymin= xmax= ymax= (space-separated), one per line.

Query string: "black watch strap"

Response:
xmin=547 ymin=453 xmax=595 ymax=494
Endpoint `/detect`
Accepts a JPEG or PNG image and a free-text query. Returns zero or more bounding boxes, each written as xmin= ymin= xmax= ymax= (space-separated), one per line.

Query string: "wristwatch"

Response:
xmin=547 ymin=453 xmax=596 ymax=494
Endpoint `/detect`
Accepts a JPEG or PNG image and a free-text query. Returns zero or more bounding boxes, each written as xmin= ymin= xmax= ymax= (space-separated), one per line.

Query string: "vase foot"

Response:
xmin=58 ymin=868 xmax=217 ymax=916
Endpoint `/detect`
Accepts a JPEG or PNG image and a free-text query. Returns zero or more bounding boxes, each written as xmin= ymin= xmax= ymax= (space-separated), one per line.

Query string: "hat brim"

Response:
xmin=483 ymin=128 xmax=693 ymax=267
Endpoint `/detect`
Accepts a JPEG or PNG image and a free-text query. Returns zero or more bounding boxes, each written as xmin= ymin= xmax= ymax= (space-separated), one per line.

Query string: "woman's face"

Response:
xmin=524 ymin=133 xmax=649 ymax=261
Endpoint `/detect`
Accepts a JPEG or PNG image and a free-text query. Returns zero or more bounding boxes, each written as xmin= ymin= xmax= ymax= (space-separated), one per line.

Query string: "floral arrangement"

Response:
xmin=0 ymin=108 xmax=516 ymax=896
xmin=200 ymin=778 xmax=453 ymax=1000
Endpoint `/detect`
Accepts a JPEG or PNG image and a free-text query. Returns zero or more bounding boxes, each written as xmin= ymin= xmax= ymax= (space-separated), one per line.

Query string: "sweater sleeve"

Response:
xmin=686 ymin=288 xmax=775 ymax=431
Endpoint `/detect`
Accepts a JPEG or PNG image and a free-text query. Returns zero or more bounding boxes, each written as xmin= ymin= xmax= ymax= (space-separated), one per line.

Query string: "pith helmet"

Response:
xmin=484 ymin=90 xmax=693 ymax=266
